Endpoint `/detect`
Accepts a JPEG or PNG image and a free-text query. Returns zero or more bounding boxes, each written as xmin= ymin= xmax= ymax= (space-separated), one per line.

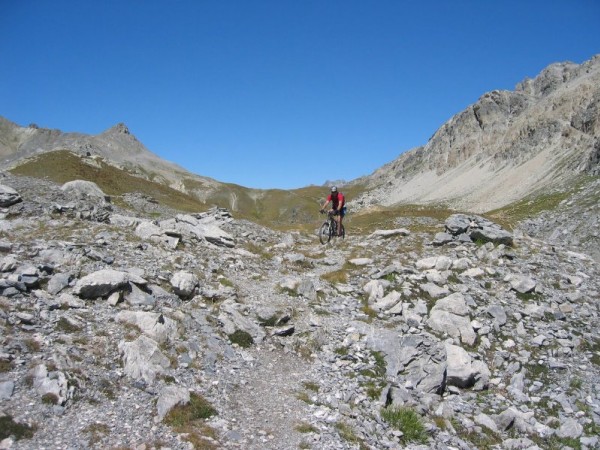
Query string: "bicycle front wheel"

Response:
xmin=319 ymin=222 xmax=331 ymax=244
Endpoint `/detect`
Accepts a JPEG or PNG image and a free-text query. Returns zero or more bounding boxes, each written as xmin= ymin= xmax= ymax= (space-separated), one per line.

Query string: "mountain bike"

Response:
xmin=319 ymin=210 xmax=345 ymax=244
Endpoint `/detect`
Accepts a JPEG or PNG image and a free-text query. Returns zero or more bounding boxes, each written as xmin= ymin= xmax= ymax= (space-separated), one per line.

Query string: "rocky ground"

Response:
xmin=1 ymin=171 xmax=599 ymax=450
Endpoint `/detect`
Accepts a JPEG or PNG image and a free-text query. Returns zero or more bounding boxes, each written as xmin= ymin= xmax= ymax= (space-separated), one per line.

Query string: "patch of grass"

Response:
xmin=163 ymin=393 xmax=219 ymax=450
xmin=486 ymin=186 xmax=576 ymax=230
xmin=279 ymin=286 xmax=300 ymax=297
xmin=360 ymin=350 xmax=387 ymax=400
xmin=570 ymin=377 xmax=583 ymax=390
xmin=0 ymin=415 xmax=37 ymax=441
xmin=359 ymin=295 xmax=378 ymax=320
xmin=447 ymin=273 xmax=461 ymax=284
xmin=320 ymin=269 xmax=348 ymax=284
xmin=244 ymin=242 xmax=274 ymax=259
xmin=10 ymin=150 xmax=209 ymax=214
xmin=98 ymin=378 xmax=117 ymax=400
xmin=334 ymin=422 xmax=368 ymax=449
xmin=55 ymin=317 xmax=81 ymax=333
xmin=334 ymin=346 xmax=349 ymax=356
xmin=24 ymin=338 xmax=42 ymax=352
xmin=164 ymin=392 xmax=217 ymax=427
xmin=296 ymin=391 xmax=314 ymax=404
xmin=228 ymin=330 xmax=254 ymax=348
xmin=295 ymin=422 xmax=319 ymax=433
xmin=0 ymin=359 xmax=13 ymax=372
xmin=380 ymin=406 xmax=428 ymax=445
xmin=83 ymin=423 xmax=110 ymax=446
xmin=41 ymin=393 xmax=60 ymax=405
xmin=302 ymin=381 xmax=320 ymax=392
xmin=515 ymin=291 xmax=542 ymax=301
xmin=218 ymin=277 xmax=234 ymax=288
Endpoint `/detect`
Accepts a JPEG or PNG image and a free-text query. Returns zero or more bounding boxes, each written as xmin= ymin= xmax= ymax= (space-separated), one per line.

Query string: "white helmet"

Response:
xmin=331 ymin=186 xmax=338 ymax=193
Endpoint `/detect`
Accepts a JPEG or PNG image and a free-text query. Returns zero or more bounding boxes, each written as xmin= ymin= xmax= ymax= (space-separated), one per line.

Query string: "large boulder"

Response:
xmin=170 ymin=271 xmax=199 ymax=299
xmin=394 ymin=335 xmax=447 ymax=394
xmin=30 ymin=364 xmax=71 ymax=406
xmin=427 ymin=293 xmax=476 ymax=346
xmin=115 ymin=311 xmax=179 ymax=344
xmin=445 ymin=343 xmax=490 ymax=390
xmin=73 ymin=269 xmax=131 ymax=299
xmin=118 ymin=335 xmax=170 ymax=384
xmin=0 ymin=184 xmax=22 ymax=207
xmin=218 ymin=300 xmax=266 ymax=343
xmin=443 ymin=214 xmax=514 ymax=246
xmin=61 ymin=180 xmax=109 ymax=202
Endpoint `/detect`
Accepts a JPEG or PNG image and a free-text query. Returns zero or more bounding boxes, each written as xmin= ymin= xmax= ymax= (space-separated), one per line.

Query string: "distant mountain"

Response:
xmin=2 ymin=55 xmax=599 ymax=225
xmin=352 ymin=55 xmax=600 ymax=212
xmin=0 ymin=118 xmax=336 ymax=226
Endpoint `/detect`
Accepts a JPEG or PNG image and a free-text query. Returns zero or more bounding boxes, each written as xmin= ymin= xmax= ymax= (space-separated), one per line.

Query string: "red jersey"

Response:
xmin=327 ymin=192 xmax=345 ymax=210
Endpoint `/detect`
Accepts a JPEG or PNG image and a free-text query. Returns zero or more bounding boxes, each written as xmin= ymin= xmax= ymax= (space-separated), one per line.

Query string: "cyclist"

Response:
xmin=320 ymin=186 xmax=346 ymax=236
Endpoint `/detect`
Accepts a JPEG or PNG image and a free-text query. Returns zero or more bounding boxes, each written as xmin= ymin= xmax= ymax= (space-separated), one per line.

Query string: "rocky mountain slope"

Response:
xmin=1 ymin=172 xmax=599 ymax=449
xmin=3 ymin=56 xmax=599 ymax=229
xmin=353 ymin=55 xmax=600 ymax=213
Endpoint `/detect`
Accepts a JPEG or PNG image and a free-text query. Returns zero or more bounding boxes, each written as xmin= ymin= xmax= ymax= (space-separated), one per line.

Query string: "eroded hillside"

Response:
xmin=354 ymin=55 xmax=600 ymax=213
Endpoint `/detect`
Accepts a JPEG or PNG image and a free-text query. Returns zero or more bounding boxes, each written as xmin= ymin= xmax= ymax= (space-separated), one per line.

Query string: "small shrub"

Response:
xmin=228 ymin=330 xmax=254 ymax=348
xmin=515 ymin=291 xmax=541 ymax=301
xmin=0 ymin=359 xmax=12 ymax=372
xmin=321 ymin=269 xmax=348 ymax=284
xmin=218 ymin=277 xmax=234 ymax=288
xmin=0 ymin=415 xmax=36 ymax=441
xmin=164 ymin=392 xmax=217 ymax=427
xmin=296 ymin=391 xmax=313 ymax=404
xmin=570 ymin=377 xmax=583 ymax=390
xmin=302 ymin=381 xmax=320 ymax=392
xmin=25 ymin=338 xmax=42 ymax=352
xmin=56 ymin=317 xmax=81 ymax=333
xmin=41 ymin=393 xmax=59 ymax=405
xmin=83 ymin=423 xmax=110 ymax=446
xmin=381 ymin=406 xmax=428 ymax=444
xmin=295 ymin=422 xmax=318 ymax=433
xmin=334 ymin=422 xmax=366 ymax=447
xmin=258 ymin=314 xmax=281 ymax=327
xmin=334 ymin=346 xmax=349 ymax=356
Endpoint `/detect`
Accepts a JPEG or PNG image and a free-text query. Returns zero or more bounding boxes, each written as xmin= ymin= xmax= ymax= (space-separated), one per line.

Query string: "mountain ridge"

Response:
xmin=2 ymin=54 xmax=599 ymax=223
xmin=352 ymin=54 xmax=600 ymax=212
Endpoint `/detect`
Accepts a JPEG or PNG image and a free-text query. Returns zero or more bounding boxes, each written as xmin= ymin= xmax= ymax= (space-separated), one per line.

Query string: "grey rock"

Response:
xmin=297 ymin=278 xmax=317 ymax=300
xmin=156 ymin=386 xmax=190 ymax=420
xmin=556 ymin=417 xmax=583 ymax=439
xmin=170 ymin=271 xmax=199 ymax=299
xmin=47 ymin=272 xmax=72 ymax=295
xmin=73 ymin=269 xmax=130 ymax=299
xmin=61 ymin=180 xmax=109 ymax=202
xmin=445 ymin=343 xmax=490 ymax=390
xmin=118 ymin=335 xmax=170 ymax=384
xmin=0 ymin=380 xmax=15 ymax=399
xmin=115 ymin=310 xmax=178 ymax=344
xmin=0 ymin=184 xmax=22 ymax=207
xmin=506 ymin=274 xmax=537 ymax=294
xmin=487 ymin=304 xmax=507 ymax=326
xmin=369 ymin=228 xmax=410 ymax=238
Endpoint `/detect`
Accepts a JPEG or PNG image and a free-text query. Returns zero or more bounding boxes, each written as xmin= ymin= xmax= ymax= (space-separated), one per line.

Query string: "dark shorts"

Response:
xmin=334 ymin=207 xmax=346 ymax=218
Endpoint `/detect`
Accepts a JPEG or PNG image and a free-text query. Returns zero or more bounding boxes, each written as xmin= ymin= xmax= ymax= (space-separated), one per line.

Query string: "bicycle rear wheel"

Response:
xmin=319 ymin=222 xmax=331 ymax=244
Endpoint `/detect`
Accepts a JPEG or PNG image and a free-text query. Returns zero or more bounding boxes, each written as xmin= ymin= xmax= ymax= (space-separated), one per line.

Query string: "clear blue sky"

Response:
xmin=1 ymin=1 xmax=599 ymax=189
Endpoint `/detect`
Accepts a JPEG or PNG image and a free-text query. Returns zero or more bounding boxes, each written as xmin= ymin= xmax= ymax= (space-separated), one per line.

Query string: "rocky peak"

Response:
xmin=104 ymin=122 xmax=131 ymax=136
